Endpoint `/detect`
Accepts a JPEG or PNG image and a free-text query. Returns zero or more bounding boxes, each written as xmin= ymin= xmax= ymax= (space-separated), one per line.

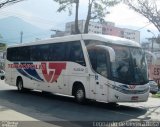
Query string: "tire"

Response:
xmin=108 ymin=102 xmax=118 ymax=107
xmin=17 ymin=78 xmax=24 ymax=91
xmin=42 ymin=91 xmax=51 ymax=95
xmin=74 ymin=86 xmax=86 ymax=104
xmin=1 ymin=76 xmax=4 ymax=80
xmin=151 ymin=91 xmax=157 ymax=94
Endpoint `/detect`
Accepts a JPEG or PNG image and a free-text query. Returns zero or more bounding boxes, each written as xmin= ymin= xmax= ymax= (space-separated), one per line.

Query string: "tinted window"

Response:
xmin=87 ymin=47 xmax=108 ymax=77
xmin=49 ymin=43 xmax=66 ymax=61
xmin=96 ymin=50 xmax=108 ymax=77
xmin=30 ymin=44 xmax=49 ymax=61
xmin=7 ymin=42 xmax=84 ymax=63
xmin=7 ymin=42 xmax=67 ymax=62
xmin=88 ymin=48 xmax=96 ymax=70
xmin=7 ymin=48 xmax=14 ymax=61
xmin=68 ymin=41 xmax=86 ymax=66
xmin=7 ymin=46 xmax=30 ymax=61
xmin=20 ymin=46 xmax=30 ymax=61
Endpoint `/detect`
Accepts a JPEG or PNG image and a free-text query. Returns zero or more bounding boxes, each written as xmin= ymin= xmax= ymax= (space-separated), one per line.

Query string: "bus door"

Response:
xmin=88 ymin=48 xmax=109 ymax=101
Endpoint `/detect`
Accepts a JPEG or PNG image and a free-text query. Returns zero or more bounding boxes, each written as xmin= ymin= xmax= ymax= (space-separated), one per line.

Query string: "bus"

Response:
xmin=5 ymin=34 xmax=150 ymax=103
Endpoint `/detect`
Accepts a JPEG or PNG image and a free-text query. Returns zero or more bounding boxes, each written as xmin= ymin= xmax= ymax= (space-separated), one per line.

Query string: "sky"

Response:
xmin=0 ymin=0 xmax=159 ymax=42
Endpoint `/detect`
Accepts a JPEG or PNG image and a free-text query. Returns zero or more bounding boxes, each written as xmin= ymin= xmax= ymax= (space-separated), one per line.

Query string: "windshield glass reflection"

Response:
xmin=130 ymin=48 xmax=148 ymax=84
xmin=85 ymin=40 xmax=148 ymax=85
xmin=111 ymin=46 xmax=148 ymax=84
xmin=111 ymin=46 xmax=132 ymax=84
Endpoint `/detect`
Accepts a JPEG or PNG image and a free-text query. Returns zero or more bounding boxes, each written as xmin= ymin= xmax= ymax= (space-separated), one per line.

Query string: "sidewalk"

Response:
xmin=0 ymin=105 xmax=38 ymax=121
xmin=0 ymin=106 xmax=61 ymax=127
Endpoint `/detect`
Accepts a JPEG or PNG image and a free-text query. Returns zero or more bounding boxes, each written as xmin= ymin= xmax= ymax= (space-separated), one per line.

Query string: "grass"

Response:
xmin=152 ymin=92 xmax=160 ymax=98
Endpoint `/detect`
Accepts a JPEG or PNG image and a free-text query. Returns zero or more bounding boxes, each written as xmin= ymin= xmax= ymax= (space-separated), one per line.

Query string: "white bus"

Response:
xmin=5 ymin=34 xmax=150 ymax=103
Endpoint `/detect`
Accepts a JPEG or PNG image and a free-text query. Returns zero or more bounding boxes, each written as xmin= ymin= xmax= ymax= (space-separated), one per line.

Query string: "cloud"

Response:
xmin=106 ymin=3 xmax=158 ymax=31
xmin=0 ymin=0 xmax=69 ymax=29
xmin=0 ymin=0 xmax=159 ymax=34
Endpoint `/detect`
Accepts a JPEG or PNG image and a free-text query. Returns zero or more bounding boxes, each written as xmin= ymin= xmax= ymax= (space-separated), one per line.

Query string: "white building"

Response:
xmin=65 ymin=20 xmax=140 ymax=43
xmin=122 ymin=28 xmax=140 ymax=43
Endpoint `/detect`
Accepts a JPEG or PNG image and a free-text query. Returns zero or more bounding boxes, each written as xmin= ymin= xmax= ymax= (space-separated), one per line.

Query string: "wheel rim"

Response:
xmin=76 ymin=89 xmax=84 ymax=101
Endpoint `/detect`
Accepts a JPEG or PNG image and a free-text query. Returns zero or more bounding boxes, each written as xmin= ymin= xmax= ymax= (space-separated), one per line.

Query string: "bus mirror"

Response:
xmin=96 ymin=45 xmax=115 ymax=62
xmin=145 ymin=51 xmax=157 ymax=64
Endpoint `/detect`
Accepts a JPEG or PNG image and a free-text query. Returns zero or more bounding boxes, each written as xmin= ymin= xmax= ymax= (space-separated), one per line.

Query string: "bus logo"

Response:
xmin=129 ymin=85 xmax=136 ymax=89
xmin=41 ymin=62 xmax=66 ymax=83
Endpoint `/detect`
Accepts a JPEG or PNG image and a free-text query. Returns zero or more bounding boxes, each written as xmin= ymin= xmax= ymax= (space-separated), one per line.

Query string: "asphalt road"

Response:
xmin=0 ymin=80 xmax=160 ymax=127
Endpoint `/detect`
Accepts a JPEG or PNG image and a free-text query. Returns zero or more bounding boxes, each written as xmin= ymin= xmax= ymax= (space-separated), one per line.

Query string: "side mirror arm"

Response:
xmin=95 ymin=45 xmax=115 ymax=62
xmin=145 ymin=51 xmax=157 ymax=64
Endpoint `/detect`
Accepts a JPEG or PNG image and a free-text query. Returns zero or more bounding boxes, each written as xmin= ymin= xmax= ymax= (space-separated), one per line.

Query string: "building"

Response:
xmin=65 ymin=20 xmax=140 ymax=43
xmin=51 ymin=31 xmax=67 ymax=38
xmin=102 ymin=24 xmax=122 ymax=37
xmin=121 ymin=28 xmax=140 ymax=43
xmin=66 ymin=20 xmax=102 ymax=34
xmin=102 ymin=23 xmax=140 ymax=43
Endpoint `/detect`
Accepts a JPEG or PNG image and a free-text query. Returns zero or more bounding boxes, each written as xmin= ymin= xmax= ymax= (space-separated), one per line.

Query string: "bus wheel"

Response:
xmin=1 ymin=76 xmax=4 ymax=80
xmin=17 ymin=78 xmax=24 ymax=91
xmin=75 ymin=86 xmax=86 ymax=104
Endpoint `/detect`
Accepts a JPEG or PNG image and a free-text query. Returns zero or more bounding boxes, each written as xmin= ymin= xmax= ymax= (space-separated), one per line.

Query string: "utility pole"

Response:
xmin=147 ymin=30 xmax=156 ymax=52
xmin=20 ymin=31 xmax=23 ymax=44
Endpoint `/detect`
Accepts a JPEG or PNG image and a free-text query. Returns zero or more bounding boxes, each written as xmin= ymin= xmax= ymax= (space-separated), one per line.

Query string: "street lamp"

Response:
xmin=50 ymin=29 xmax=62 ymax=38
xmin=147 ymin=29 xmax=156 ymax=52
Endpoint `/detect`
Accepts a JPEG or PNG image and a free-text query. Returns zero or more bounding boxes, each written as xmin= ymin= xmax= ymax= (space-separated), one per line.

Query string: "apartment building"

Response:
xmin=102 ymin=24 xmax=122 ymax=37
xmin=102 ymin=23 xmax=140 ymax=43
xmin=65 ymin=20 xmax=102 ymax=34
xmin=121 ymin=28 xmax=140 ymax=43
xmin=65 ymin=20 xmax=140 ymax=43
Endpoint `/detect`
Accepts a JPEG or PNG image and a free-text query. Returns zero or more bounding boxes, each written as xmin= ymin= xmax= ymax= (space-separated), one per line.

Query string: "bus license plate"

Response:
xmin=131 ymin=96 xmax=139 ymax=101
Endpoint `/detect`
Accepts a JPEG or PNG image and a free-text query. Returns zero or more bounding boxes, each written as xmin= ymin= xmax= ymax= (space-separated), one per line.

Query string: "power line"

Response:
xmin=136 ymin=23 xmax=151 ymax=31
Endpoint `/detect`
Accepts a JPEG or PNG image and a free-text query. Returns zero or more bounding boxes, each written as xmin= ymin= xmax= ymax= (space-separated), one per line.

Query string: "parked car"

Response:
xmin=0 ymin=70 xmax=5 ymax=80
xmin=149 ymin=80 xmax=159 ymax=94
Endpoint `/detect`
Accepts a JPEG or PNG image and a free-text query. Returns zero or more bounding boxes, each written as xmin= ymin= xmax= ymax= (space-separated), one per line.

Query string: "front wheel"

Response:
xmin=17 ymin=79 xmax=24 ymax=91
xmin=75 ymin=86 xmax=86 ymax=104
xmin=1 ymin=76 xmax=4 ymax=80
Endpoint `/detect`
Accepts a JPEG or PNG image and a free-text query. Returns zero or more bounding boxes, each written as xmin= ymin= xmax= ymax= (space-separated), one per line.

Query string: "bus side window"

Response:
xmin=88 ymin=49 xmax=96 ymax=71
xmin=88 ymin=48 xmax=108 ymax=78
xmin=50 ymin=43 xmax=66 ymax=61
xmin=96 ymin=49 xmax=108 ymax=78
xmin=69 ymin=41 xmax=86 ymax=66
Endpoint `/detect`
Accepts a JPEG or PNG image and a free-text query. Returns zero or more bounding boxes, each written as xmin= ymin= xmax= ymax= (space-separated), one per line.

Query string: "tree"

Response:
xmin=0 ymin=0 xmax=24 ymax=8
xmin=124 ymin=0 xmax=160 ymax=33
xmin=53 ymin=0 xmax=80 ymax=34
xmin=53 ymin=0 xmax=120 ymax=34
xmin=84 ymin=0 xmax=120 ymax=33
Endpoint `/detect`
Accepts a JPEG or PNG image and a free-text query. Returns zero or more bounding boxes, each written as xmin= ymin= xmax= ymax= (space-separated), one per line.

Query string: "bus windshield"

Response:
xmin=111 ymin=46 xmax=148 ymax=85
xmin=85 ymin=40 xmax=148 ymax=85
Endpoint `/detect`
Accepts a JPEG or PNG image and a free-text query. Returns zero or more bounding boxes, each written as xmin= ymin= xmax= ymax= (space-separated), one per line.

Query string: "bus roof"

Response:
xmin=8 ymin=34 xmax=141 ymax=48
